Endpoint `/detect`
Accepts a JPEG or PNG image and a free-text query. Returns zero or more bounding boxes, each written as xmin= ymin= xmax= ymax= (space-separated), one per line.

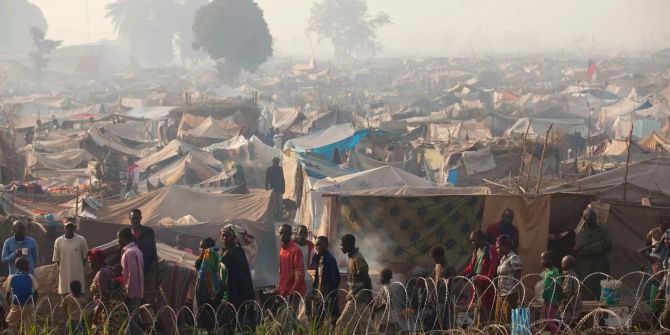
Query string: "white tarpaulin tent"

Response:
xmin=273 ymin=107 xmax=302 ymax=132
xmin=285 ymin=123 xmax=355 ymax=152
xmin=298 ymin=165 xmax=438 ymax=233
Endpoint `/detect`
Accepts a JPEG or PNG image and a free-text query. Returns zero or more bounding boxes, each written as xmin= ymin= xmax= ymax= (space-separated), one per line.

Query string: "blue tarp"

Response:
xmin=309 ymin=129 xmax=369 ymax=161
xmin=633 ymin=119 xmax=661 ymax=139
xmin=298 ymin=154 xmax=357 ymax=180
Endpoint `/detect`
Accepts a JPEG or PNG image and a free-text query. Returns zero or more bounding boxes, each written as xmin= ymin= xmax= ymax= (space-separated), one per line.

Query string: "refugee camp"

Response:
xmin=2 ymin=0 xmax=670 ymax=334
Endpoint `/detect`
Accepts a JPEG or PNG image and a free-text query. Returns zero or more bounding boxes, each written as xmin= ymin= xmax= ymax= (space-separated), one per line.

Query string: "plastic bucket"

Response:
xmin=600 ymin=279 xmax=622 ymax=306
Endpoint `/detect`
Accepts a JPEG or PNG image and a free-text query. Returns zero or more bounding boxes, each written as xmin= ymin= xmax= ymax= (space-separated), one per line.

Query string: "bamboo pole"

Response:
xmin=517 ymin=119 xmax=532 ymax=192
xmin=524 ymin=142 xmax=537 ymax=191
xmin=536 ymin=123 xmax=554 ymax=193
xmin=623 ymin=124 xmax=634 ymax=201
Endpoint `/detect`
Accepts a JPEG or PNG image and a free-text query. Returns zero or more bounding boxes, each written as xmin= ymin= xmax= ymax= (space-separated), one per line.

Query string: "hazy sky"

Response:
xmin=30 ymin=0 xmax=670 ymax=57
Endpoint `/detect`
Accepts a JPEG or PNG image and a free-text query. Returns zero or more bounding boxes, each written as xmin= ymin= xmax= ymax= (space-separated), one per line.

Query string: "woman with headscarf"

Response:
xmin=88 ymin=249 xmax=127 ymax=335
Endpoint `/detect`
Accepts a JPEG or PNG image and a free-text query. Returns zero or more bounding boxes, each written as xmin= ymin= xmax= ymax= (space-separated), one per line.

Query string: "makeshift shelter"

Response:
xmin=425 ymin=120 xmax=493 ymax=142
xmin=30 ymin=133 xmax=85 ymax=153
xmin=505 ymin=117 xmax=588 ymax=138
xmin=178 ymin=113 xmax=244 ymax=145
xmin=637 ymin=131 xmax=670 ymax=152
xmin=88 ymin=186 xmax=278 ymax=286
xmin=137 ymin=139 xmax=223 ymax=172
xmin=346 ymin=150 xmax=404 ymax=171
xmin=272 ymin=107 xmax=305 ymax=132
xmin=298 ymin=165 xmax=439 ymax=233
xmin=285 ymin=123 xmax=369 ymax=161
xmin=547 ymin=156 xmax=670 ymax=204
xmin=87 ymin=126 xmax=156 ymax=157
xmin=26 ymin=148 xmax=93 ymax=171
xmin=145 ymin=152 xmax=220 ymax=187
xmin=327 ymin=193 xmax=591 ymax=282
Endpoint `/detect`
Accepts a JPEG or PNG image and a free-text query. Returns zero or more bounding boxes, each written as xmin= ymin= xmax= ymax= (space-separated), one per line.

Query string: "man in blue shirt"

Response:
xmin=1 ymin=221 xmax=39 ymax=275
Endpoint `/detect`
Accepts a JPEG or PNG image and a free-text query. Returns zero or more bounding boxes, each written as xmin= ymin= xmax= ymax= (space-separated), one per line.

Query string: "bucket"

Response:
xmin=600 ymin=279 xmax=622 ymax=306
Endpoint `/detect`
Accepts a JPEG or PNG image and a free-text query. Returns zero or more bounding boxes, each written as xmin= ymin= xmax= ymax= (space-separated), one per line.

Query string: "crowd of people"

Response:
xmin=1 ymin=200 xmax=669 ymax=334
xmin=0 ymin=209 xmax=158 ymax=334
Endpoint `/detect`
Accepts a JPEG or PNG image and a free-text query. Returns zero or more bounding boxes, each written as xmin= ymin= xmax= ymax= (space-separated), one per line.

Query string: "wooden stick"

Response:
xmin=517 ymin=119 xmax=532 ymax=191
xmin=623 ymin=124 xmax=634 ymax=201
xmin=75 ymin=185 xmax=79 ymax=217
xmin=524 ymin=142 xmax=537 ymax=191
xmin=536 ymin=123 xmax=554 ymax=193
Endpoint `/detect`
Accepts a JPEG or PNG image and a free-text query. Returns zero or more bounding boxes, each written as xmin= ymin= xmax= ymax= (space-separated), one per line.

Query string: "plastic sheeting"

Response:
xmin=26 ymin=148 xmax=93 ymax=170
xmin=137 ymin=139 xmax=223 ymax=171
xmin=272 ymin=107 xmax=302 ymax=132
xmin=547 ymin=156 xmax=670 ymax=204
xmin=301 ymin=165 xmax=438 ymax=233
xmin=461 ymin=149 xmax=496 ymax=176
xmin=286 ymin=124 xmax=369 ymax=161
xmin=346 ymin=151 xmax=404 ymax=171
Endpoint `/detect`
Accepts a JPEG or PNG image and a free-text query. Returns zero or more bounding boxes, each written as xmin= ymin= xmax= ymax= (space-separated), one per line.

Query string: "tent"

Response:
xmin=327 ymin=192 xmax=591 ymax=284
xmin=87 ymin=126 xmax=156 ymax=157
xmin=547 ymin=156 xmax=670 ymax=204
xmin=285 ymin=123 xmax=368 ymax=160
xmin=137 ymin=139 xmax=223 ymax=171
xmin=637 ymin=131 xmax=670 ymax=152
xmin=346 ymin=150 xmax=404 ymax=171
xmin=89 ymin=186 xmax=278 ymax=286
xmin=26 ymin=148 xmax=93 ymax=170
xmin=272 ymin=107 xmax=304 ymax=132
xmin=29 ymin=133 xmax=85 ymax=153
xmin=298 ymin=165 xmax=439 ymax=234
xmin=178 ymin=113 xmax=244 ymax=144
xmin=146 ymin=152 xmax=220 ymax=187
xmin=425 ymin=120 xmax=493 ymax=142
xmin=505 ymin=117 xmax=588 ymax=138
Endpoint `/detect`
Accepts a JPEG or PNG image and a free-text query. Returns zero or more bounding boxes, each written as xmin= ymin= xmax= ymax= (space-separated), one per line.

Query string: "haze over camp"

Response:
xmin=1 ymin=0 xmax=670 ymax=334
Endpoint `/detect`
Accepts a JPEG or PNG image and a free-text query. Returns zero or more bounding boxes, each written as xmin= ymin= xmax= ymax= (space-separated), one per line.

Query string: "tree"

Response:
xmin=29 ymin=27 xmax=62 ymax=82
xmin=307 ymin=0 xmax=391 ymax=59
xmin=0 ymin=0 xmax=47 ymax=53
xmin=192 ymin=0 xmax=273 ymax=81
xmin=174 ymin=0 xmax=210 ymax=65
xmin=105 ymin=0 xmax=178 ymax=65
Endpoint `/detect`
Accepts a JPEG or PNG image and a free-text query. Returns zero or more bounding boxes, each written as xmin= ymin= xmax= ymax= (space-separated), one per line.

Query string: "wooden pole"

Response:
xmin=623 ymin=123 xmax=634 ymax=201
xmin=524 ymin=142 xmax=537 ymax=191
xmin=518 ymin=119 xmax=532 ymax=191
xmin=75 ymin=185 xmax=79 ymax=217
xmin=536 ymin=123 xmax=554 ymax=193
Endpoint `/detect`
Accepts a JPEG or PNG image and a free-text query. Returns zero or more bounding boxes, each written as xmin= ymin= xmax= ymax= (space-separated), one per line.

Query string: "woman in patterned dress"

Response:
xmin=88 ymin=249 xmax=127 ymax=335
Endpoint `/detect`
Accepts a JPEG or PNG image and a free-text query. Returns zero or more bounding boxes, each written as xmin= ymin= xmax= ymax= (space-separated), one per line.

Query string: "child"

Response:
xmin=559 ymin=255 xmax=582 ymax=326
xmin=62 ymin=280 xmax=87 ymax=334
xmin=3 ymin=257 xmax=39 ymax=333
xmin=541 ymin=251 xmax=562 ymax=331
xmin=372 ymin=268 xmax=405 ymax=332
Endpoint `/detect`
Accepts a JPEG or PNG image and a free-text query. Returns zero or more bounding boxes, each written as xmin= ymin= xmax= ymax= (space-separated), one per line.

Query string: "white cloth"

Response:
xmin=298 ymin=244 xmax=313 ymax=289
xmin=52 ymin=234 xmax=88 ymax=294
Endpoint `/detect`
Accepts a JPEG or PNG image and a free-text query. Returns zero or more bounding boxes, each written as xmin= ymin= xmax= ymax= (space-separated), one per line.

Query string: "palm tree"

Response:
xmin=105 ymin=0 xmax=179 ymax=64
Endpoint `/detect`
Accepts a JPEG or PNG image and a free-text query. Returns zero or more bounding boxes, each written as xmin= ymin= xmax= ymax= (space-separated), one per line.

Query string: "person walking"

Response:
xmin=336 ymin=234 xmax=372 ymax=334
xmin=265 ymin=157 xmax=285 ymax=219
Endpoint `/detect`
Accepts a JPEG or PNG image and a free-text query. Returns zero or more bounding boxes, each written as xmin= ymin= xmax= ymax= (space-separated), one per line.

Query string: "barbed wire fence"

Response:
xmin=4 ymin=271 xmax=667 ymax=334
